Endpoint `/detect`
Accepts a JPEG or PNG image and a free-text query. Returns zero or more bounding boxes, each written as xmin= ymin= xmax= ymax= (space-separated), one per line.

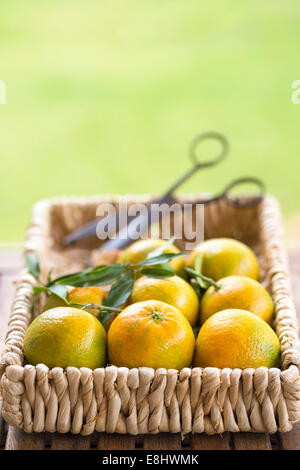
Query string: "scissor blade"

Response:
xmin=63 ymin=211 xmax=146 ymax=246
xmin=63 ymin=219 xmax=99 ymax=245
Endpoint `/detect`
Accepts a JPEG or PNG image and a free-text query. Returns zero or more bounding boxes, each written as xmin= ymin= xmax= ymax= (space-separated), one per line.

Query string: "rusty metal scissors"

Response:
xmin=63 ymin=131 xmax=265 ymax=251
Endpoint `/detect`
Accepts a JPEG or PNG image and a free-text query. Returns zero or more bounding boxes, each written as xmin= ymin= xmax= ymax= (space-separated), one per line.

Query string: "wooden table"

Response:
xmin=1 ymin=250 xmax=300 ymax=451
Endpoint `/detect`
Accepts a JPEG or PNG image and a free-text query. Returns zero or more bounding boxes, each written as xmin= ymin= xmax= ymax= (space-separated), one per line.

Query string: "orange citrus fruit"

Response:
xmin=187 ymin=238 xmax=259 ymax=281
xmin=200 ymin=276 xmax=274 ymax=325
xmin=43 ymin=286 xmax=116 ymax=331
xmin=117 ymin=238 xmax=186 ymax=278
xmin=194 ymin=309 xmax=280 ymax=369
xmin=108 ymin=300 xmax=195 ymax=370
xmin=130 ymin=275 xmax=199 ymax=327
xmin=24 ymin=307 xmax=107 ymax=369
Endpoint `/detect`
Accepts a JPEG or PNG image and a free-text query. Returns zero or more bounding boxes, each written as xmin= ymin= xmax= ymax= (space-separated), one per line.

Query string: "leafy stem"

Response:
xmin=25 ymin=238 xmax=185 ymax=319
xmin=185 ymin=267 xmax=220 ymax=290
xmin=186 ymin=254 xmax=220 ymax=300
xmin=76 ymin=303 xmax=122 ymax=313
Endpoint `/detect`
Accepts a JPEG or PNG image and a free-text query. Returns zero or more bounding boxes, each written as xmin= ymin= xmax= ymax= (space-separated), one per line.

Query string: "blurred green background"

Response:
xmin=1 ymin=0 xmax=300 ymax=242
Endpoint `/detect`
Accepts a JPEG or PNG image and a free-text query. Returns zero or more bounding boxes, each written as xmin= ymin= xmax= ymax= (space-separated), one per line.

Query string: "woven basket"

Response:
xmin=1 ymin=194 xmax=300 ymax=435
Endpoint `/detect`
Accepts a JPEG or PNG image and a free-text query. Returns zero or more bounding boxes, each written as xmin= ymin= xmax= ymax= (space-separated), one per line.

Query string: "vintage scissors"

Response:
xmin=63 ymin=131 xmax=265 ymax=251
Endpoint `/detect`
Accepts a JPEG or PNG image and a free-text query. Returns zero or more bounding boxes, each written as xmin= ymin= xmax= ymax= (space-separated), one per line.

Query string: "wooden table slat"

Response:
xmin=97 ymin=434 xmax=136 ymax=450
xmin=51 ymin=434 xmax=91 ymax=450
xmin=0 ymin=402 xmax=7 ymax=449
xmin=278 ymin=423 xmax=300 ymax=450
xmin=232 ymin=433 xmax=272 ymax=450
xmin=5 ymin=427 xmax=45 ymax=450
xmin=143 ymin=434 xmax=182 ymax=450
xmin=191 ymin=433 xmax=231 ymax=450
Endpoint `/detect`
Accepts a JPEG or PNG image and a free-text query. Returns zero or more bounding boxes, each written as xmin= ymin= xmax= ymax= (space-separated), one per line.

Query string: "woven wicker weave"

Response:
xmin=1 ymin=195 xmax=300 ymax=435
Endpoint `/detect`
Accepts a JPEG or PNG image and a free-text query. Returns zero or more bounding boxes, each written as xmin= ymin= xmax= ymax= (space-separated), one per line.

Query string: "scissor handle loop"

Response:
xmin=223 ymin=177 xmax=265 ymax=208
xmin=189 ymin=131 xmax=229 ymax=168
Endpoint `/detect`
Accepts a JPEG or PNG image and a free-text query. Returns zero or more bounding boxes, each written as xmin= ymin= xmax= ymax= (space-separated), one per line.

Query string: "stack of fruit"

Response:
xmin=24 ymin=237 xmax=280 ymax=371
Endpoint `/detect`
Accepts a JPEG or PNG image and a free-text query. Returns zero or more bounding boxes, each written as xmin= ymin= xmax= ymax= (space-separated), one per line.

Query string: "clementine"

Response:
xmin=200 ymin=276 xmax=274 ymax=325
xmin=194 ymin=309 xmax=280 ymax=369
xmin=187 ymin=238 xmax=259 ymax=281
xmin=24 ymin=307 xmax=107 ymax=369
xmin=130 ymin=275 xmax=199 ymax=327
xmin=108 ymin=300 xmax=195 ymax=369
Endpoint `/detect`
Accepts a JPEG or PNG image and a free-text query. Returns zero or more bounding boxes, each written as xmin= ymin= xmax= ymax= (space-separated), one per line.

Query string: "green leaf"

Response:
xmin=194 ymin=254 xmax=203 ymax=276
xmin=32 ymin=284 xmax=68 ymax=302
xmin=99 ymin=310 xmax=116 ymax=326
xmin=145 ymin=237 xmax=175 ymax=259
xmin=33 ymin=286 xmax=49 ymax=296
xmin=49 ymin=264 xmax=125 ymax=287
xmin=47 ymin=270 xmax=82 ymax=285
xmin=25 ymin=253 xmax=40 ymax=281
xmin=193 ymin=254 xmax=207 ymax=289
xmin=47 ymin=268 xmax=54 ymax=285
xmin=189 ymin=278 xmax=204 ymax=300
xmin=141 ymin=263 xmax=175 ymax=278
xmin=104 ymin=271 xmax=134 ymax=308
xmin=48 ymin=284 xmax=68 ymax=301
xmin=138 ymin=252 xmax=184 ymax=267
